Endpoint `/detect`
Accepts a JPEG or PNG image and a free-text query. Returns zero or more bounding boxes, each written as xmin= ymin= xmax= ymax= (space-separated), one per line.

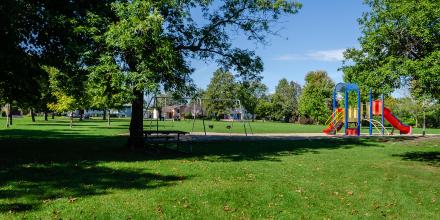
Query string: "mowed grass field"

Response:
xmin=0 ymin=116 xmax=439 ymax=135
xmin=0 ymin=117 xmax=439 ymax=219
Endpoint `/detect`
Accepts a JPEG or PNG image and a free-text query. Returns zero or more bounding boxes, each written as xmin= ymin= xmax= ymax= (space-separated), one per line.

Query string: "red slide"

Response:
xmin=323 ymin=121 xmax=343 ymax=135
xmin=383 ymin=107 xmax=412 ymax=134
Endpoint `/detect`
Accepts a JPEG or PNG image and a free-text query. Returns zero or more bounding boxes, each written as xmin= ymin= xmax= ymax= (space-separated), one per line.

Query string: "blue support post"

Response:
xmin=333 ymin=89 xmax=337 ymax=126
xmin=344 ymin=90 xmax=349 ymax=135
xmin=357 ymin=89 xmax=361 ymax=136
xmin=381 ymin=93 xmax=385 ymax=135
xmin=369 ymin=89 xmax=373 ymax=135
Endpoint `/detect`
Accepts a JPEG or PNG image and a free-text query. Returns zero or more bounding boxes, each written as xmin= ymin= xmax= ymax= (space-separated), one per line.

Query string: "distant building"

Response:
xmin=151 ymin=104 xmax=203 ymax=120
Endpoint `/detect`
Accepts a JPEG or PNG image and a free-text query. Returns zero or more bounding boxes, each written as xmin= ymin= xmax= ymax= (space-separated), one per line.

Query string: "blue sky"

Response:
xmin=191 ymin=0 xmax=369 ymax=93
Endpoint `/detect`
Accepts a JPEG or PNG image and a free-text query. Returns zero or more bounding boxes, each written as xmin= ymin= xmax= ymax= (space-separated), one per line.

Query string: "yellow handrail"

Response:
xmin=362 ymin=119 xmax=391 ymax=135
xmin=325 ymin=110 xmax=344 ymax=126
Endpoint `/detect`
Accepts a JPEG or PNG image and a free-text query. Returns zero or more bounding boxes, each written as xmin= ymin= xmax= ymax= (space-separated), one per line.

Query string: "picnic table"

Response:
xmin=143 ymin=130 xmax=190 ymax=152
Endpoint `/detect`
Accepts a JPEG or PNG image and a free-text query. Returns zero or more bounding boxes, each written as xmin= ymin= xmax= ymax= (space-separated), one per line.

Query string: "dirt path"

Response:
xmin=185 ymin=132 xmax=438 ymax=142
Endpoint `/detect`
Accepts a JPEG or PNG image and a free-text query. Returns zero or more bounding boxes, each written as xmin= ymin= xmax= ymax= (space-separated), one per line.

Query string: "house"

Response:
xmin=151 ymin=103 xmax=203 ymax=120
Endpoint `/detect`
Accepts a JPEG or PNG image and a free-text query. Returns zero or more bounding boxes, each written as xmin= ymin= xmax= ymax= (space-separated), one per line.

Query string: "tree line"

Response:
xmin=200 ymin=69 xmax=334 ymax=124
xmin=201 ymin=69 xmax=440 ymax=128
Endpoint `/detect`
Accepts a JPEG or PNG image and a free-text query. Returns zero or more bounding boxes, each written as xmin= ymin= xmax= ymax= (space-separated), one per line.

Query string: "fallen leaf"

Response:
xmin=347 ymin=191 xmax=354 ymax=196
xmin=156 ymin=205 xmax=164 ymax=215
xmin=223 ymin=205 xmax=233 ymax=212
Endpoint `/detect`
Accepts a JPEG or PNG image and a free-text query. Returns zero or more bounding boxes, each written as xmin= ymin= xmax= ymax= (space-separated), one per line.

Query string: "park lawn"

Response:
xmin=1 ymin=116 xmax=440 ymax=135
xmin=0 ymin=118 xmax=439 ymax=219
xmin=142 ymin=118 xmax=440 ymax=135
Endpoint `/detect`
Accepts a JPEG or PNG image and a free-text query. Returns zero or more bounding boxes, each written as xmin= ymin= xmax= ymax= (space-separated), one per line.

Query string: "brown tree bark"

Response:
xmin=127 ymin=89 xmax=144 ymax=150
xmin=79 ymin=109 xmax=84 ymax=121
xmin=8 ymin=104 xmax=12 ymax=125
xmin=44 ymin=111 xmax=48 ymax=121
xmin=107 ymin=109 xmax=111 ymax=127
xmin=30 ymin=108 xmax=35 ymax=122
xmin=103 ymin=108 xmax=106 ymax=120
xmin=5 ymin=104 xmax=10 ymax=128
xmin=52 ymin=112 xmax=55 ymax=119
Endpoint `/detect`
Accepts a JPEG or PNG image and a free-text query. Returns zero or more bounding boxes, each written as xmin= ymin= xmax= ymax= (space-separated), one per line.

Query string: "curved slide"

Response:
xmin=383 ymin=107 xmax=412 ymax=134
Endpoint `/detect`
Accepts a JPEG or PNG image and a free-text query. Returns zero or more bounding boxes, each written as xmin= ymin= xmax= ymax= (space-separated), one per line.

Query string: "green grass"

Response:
xmin=1 ymin=116 xmax=439 ymax=134
xmin=143 ymin=118 xmax=440 ymax=134
xmin=0 ymin=117 xmax=440 ymax=219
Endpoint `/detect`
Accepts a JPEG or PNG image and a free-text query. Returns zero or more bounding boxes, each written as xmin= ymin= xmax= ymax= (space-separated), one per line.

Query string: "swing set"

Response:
xmin=145 ymin=95 xmax=253 ymax=136
xmin=190 ymin=98 xmax=253 ymax=136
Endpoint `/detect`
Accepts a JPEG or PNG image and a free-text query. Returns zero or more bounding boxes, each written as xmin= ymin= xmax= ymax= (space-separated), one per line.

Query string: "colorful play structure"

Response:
xmin=323 ymin=83 xmax=412 ymax=136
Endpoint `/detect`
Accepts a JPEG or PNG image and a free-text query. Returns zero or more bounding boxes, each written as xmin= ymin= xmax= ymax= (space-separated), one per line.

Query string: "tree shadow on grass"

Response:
xmin=0 ymin=163 xmax=187 ymax=213
xmin=393 ymin=151 xmax=440 ymax=166
xmin=0 ymin=203 xmax=37 ymax=213
xmin=0 ymin=128 xmax=425 ymax=213
xmin=186 ymin=137 xmax=374 ymax=162
xmin=0 ymin=130 xmax=190 ymax=213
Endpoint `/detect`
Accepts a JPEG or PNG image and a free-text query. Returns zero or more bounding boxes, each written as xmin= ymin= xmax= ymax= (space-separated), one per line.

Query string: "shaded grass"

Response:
xmin=0 ymin=117 xmax=439 ymax=219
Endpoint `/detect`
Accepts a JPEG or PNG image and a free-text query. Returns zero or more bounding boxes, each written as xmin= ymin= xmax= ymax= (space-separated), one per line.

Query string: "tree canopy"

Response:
xmin=299 ymin=71 xmax=334 ymax=124
xmin=205 ymin=69 xmax=238 ymax=119
xmin=271 ymin=79 xmax=301 ymax=122
xmin=341 ymin=0 xmax=440 ymax=99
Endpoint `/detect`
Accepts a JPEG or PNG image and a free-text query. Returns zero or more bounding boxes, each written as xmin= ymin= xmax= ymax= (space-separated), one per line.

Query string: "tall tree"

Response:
xmin=237 ymin=81 xmax=268 ymax=120
xmin=45 ymin=66 xmax=83 ymax=128
xmin=87 ymin=55 xmax=129 ymax=126
xmin=299 ymin=71 xmax=334 ymax=124
xmin=255 ymin=97 xmax=273 ymax=121
xmin=205 ymin=69 xmax=238 ymax=119
xmin=341 ymin=0 xmax=440 ymax=99
xmin=271 ymin=79 xmax=301 ymax=122
xmin=1 ymin=0 xmax=114 ymax=125
xmin=87 ymin=0 xmax=301 ymax=149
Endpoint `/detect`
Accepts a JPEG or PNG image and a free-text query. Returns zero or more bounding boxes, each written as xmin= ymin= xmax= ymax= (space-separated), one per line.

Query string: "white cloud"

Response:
xmin=272 ymin=54 xmax=307 ymax=61
xmin=307 ymin=49 xmax=345 ymax=61
xmin=273 ymin=49 xmax=345 ymax=62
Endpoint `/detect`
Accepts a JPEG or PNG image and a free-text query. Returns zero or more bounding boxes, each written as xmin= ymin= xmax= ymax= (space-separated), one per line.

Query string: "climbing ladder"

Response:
xmin=362 ymin=119 xmax=391 ymax=135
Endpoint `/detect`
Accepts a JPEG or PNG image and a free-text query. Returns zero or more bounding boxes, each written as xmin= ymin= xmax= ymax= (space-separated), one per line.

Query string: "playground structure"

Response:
xmin=323 ymin=83 xmax=412 ymax=136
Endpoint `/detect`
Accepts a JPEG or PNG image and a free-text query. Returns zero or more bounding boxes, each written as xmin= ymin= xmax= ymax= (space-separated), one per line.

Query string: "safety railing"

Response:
xmin=325 ymin=110 xmax=344 ymax=127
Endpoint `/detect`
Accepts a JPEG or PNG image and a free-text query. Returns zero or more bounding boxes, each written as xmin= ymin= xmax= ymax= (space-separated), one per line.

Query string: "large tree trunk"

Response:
xmin=79 ymin=109 xmax=84 ymax=121
xmin=422 ymin=111 xmax=426 ymax=136
xmin=44 ymin=111 xmax=48 ymax=121
xmin=5 ymin=104 xmax=10 ymax=128
xmin=52 ymin=112 xmax=55 ymax=119
xmin=128 ymin=89 xmax=144 ymax=150
xmin=30 ymin=108 xmax=35 ymax=122
xmin=8 ymin=104 xmax=12 ymax=126
xmin=107 ymin=109 xmax=111 ymax=127
xmin=103 ymin=108 xmax=106 ymax=120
